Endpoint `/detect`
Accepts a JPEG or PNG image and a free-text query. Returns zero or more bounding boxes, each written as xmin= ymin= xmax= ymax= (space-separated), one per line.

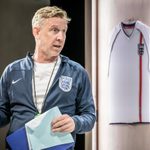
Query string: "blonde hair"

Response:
xmin=32 ymin=6 xmax=71 ymax=27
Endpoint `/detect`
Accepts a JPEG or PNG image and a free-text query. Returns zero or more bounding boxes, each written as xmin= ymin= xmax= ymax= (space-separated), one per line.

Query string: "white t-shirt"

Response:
xmin=32 ymin=56 xmax=61 ymax=113
xmin=108 ymin=21 xmax=150 ymax=123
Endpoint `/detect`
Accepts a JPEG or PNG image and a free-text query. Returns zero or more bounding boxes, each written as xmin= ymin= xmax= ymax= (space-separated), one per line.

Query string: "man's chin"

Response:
xmin=48 ymin=52 xmax=60 ymax=59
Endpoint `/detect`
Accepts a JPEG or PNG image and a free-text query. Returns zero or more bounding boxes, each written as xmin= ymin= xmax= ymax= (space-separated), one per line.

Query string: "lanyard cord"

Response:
xmin=32 ymin=59 xmax=58 ymax=113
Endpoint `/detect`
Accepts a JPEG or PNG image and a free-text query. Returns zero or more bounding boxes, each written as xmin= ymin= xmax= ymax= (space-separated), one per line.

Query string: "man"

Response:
xmin=0 ymin=6 xmax=96 ymax=149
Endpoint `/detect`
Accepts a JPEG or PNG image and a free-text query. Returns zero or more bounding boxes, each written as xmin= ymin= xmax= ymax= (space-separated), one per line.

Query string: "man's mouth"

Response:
xmin=53 ymin=45 xmax=61 ymax=48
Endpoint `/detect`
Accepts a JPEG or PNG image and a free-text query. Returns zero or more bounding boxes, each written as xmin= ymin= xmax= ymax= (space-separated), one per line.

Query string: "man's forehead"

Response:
xmin=46 ymin=17 xmax=68 ymax=23
xmin=45 ymin=17 xmax=68 ymax=27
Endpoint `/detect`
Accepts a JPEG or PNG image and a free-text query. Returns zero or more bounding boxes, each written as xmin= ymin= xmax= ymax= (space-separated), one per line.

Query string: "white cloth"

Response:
xmin=108 ymin=20 xmax=150 ymax=123
xmin=32 ymin=56 xmax=61 ymax=113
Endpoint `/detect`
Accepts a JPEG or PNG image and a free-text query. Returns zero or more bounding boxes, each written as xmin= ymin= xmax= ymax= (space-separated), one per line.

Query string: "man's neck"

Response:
xmin=33 ymin=53 xmax=58 ymax=63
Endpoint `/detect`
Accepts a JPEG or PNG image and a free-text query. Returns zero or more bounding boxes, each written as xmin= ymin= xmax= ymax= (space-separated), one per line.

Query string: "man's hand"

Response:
xmin=51 ymin=114 xmax=75 ymax=133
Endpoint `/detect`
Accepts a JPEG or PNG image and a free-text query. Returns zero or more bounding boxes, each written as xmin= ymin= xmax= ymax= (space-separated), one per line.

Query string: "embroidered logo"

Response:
xmin=12 ymin=78 xmax=22 ymax=84
xmin=59 ymin=76 xmax=72 ymax=92
xmin=138 ymin=43 xmax=144 ymax=55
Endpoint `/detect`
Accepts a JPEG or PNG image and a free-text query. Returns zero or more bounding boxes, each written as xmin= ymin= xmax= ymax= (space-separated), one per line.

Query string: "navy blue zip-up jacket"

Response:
xmin=0 ymin=53 xmax=96 ymax=143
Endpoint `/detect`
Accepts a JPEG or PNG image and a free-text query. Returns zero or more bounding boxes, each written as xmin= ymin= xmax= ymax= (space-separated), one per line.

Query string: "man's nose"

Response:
xmin=57 ymin=31 xmax=65 ymax=41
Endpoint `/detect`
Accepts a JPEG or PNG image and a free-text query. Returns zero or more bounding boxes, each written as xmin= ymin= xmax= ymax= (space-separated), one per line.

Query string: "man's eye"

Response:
xmin=52 ymin=28 xmax=59 ymax=32
xmin=63 ymin=29 xmax=67 ymax=34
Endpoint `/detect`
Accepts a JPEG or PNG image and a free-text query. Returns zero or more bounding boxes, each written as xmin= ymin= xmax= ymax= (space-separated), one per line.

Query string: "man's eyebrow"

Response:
xmin=49 ymin=25 xmax=59 ymax=28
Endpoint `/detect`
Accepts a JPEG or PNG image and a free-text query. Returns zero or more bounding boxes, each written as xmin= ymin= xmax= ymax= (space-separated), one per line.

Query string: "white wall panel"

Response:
xmin=98 ymin=0 xmax=150 ymax=150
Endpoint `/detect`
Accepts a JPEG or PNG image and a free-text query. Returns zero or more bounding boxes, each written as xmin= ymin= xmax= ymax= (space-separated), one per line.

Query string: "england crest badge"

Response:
xmin=59 ymin=76 xmax=72 ymax=92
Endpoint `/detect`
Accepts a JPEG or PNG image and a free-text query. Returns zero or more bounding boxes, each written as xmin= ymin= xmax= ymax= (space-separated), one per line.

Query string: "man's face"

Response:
xmin=34 ymin=17 xmax=68 ymax=58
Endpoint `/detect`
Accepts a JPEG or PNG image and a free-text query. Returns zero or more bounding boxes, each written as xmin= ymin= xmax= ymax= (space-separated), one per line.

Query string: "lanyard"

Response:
xmin=32 ymin=59 xmax=58 ymax=114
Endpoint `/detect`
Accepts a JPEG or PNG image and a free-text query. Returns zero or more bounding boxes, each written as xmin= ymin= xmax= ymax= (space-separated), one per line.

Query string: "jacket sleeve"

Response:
xmin=72 ymin=69 xmax=96 ymax=134
xmin=0 ymin=67 xmax=11 ymax=127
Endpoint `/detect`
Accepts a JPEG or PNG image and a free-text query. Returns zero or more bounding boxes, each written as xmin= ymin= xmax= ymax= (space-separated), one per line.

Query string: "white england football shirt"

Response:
xmin=108 ymin=21 xmax=150 ymax=123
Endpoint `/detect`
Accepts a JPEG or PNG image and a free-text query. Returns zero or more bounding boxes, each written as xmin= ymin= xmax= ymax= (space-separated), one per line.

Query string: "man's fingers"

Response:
xmin=51 ymin=114 xmax=75 ymax=133
xmin=52 ymin=123 xmax=72 ymax=132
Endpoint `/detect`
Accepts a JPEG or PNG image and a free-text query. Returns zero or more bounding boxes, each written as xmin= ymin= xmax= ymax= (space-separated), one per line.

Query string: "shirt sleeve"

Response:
xmin=72 ymin=69 xmax=96 ymax=134
xmin=0 ymin=67 xmax=11 ymax=127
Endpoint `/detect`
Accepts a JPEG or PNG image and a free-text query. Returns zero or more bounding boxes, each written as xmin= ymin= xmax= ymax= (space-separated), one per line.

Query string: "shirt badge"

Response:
xmin=59 ymin=76 xmax=72 ymax=92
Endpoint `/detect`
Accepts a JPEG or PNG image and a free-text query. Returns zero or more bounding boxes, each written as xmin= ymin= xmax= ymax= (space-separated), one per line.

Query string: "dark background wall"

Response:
xmin=50 ymin=1 xmax=85 ymax=150
xmin=0 ymin=0 xmax=50 ymax=74
xmin=0 ymin=0 xmax=85 ymax=149
xmin=50 ymin=0 xmax=85 ymax=66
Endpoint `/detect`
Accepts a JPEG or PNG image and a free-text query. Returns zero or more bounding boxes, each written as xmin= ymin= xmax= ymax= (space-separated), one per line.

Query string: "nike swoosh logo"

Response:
xmin=12 ymin=78 xmax=22 ymax=84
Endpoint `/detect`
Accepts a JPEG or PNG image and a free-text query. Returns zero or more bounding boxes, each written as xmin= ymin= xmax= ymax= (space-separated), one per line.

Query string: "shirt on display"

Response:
xmin=108 ymin=20 xmax=150 ymax=124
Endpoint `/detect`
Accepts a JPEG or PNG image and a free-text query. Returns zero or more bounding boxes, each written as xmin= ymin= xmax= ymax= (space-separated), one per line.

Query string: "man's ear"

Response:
xmin=32 ymin=27 xmax=40 ymax=39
